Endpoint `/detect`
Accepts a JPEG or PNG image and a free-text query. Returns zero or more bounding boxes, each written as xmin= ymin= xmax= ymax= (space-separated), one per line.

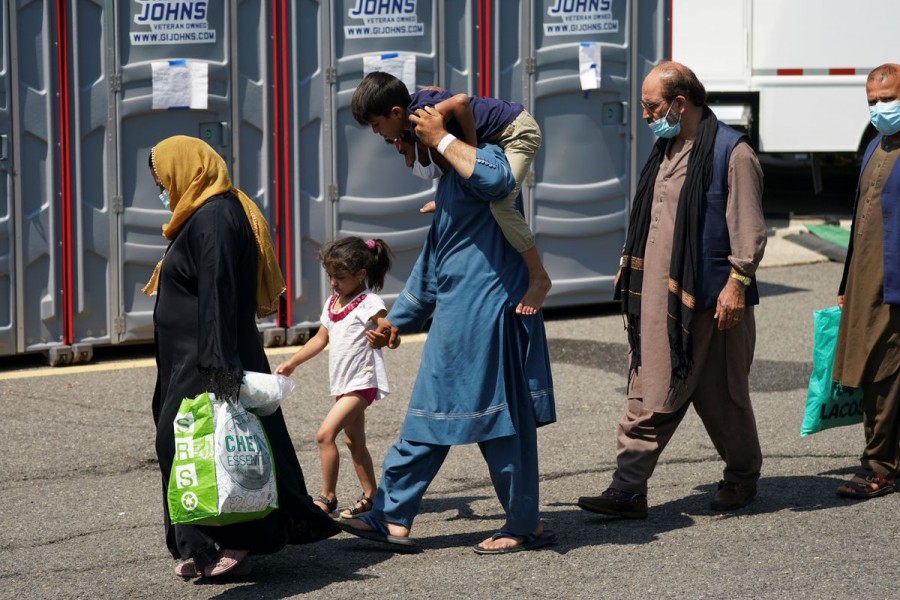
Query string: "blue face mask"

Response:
xmin=159 ymin=189 xmax=170 ymax=210
xmin=869 ymin=100 xmax=900 ymax=136
xmin=648 ymin=103 xmax=682 ymax=139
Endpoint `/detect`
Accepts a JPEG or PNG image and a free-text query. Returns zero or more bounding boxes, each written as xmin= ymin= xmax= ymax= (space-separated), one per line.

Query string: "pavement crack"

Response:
xmin=0 ymin=408 xmax=145 ymax=429
xmin=0 ymin=387 xmax=145 ymax=415
xmin=2 ymin=522 xmax=157 ymax=552
xmin=0 ymin=458 xmax=158 ymax=491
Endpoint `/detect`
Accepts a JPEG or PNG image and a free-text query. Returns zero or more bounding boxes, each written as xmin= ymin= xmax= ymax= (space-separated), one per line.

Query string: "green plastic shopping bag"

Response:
xmin=168 ymin=392 xmax=278 ymax=525
xmin=800 ymin=306 xmax=864 ymax=436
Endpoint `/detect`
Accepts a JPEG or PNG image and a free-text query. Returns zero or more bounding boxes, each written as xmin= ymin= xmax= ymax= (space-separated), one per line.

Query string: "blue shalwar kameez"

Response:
xmin=370 ymin=144 xmax=556 ymax=535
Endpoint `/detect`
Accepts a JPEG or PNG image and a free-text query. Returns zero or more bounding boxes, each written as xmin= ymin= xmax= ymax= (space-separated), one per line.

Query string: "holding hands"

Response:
xmin=367 ymin=316 xmax=401 ymax=349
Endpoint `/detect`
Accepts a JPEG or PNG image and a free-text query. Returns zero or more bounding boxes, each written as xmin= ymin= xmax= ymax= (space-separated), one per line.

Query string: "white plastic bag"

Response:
xmin=239 ymin=371 xmax=295 ymax=416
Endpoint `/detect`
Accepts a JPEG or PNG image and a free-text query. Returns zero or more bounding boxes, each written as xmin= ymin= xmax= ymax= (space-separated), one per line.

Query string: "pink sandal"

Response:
xmin=173 ymin=559 xmax=201 ymax=578
xmin=202 ymin=549 xmax=251 ymax=577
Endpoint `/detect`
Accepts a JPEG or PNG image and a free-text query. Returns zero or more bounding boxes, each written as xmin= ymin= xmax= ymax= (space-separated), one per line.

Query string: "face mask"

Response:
xmin=648 ymin=103 xmax=682 ymax=139
xmin=411 ymin=144 xmax=442 ymax=180
xmin=869 ymin=100 xmax=900 ymax=136
xmin=159 ymin=189 xmax=170 ymax=209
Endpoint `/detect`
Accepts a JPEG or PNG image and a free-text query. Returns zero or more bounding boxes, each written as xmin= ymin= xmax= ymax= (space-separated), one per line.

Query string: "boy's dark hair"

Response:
xmin=351 ymin=72 xmax=412 ymax=126
xmin=319 ymin=237 xmax=394 ymax=292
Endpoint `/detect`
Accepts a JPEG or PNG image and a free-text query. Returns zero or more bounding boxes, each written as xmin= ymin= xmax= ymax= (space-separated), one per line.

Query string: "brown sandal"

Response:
xmin=836 ymin=469 xmax=896 ymax=499
xmin=339 ymin=493 xmax=373 ymax=519
xmin=314 ymin=495 xmax=338 ymax=515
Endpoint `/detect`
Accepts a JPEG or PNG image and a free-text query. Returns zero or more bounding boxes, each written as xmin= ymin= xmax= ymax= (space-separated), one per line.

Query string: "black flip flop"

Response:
xmin=337 ymin=515 xmax=422 ymax=553
xmin=472 ymin=529 xmax=557 ymax=555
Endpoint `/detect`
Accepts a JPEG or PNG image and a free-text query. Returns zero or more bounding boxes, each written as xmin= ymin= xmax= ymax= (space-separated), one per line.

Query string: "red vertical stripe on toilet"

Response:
xmin=56 ymin=1 xmax=73 ymax=344
xmin=271 ymin=0 xmax=290 ymax=326
xmin=279 ymin=0 xmax=292 ymax=326
xmin=478 ymin=0 xmax=493 ymax=97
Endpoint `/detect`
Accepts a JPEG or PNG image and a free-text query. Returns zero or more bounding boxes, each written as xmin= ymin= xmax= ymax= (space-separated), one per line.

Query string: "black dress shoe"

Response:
xmin=577 ymin=487 xmax=648 ymax=519
xmin=710 ymin=480 xmax=757 ymax=511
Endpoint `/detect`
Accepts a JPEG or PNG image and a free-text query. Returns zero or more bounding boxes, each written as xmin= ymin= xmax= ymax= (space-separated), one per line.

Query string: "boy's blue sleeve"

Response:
xmin=408 ymin=89 xmax=453 ymax=114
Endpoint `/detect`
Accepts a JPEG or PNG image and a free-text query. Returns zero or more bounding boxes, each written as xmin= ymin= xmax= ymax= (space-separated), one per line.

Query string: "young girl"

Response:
xmin=275 ymin=237 xmax=393 ymax=519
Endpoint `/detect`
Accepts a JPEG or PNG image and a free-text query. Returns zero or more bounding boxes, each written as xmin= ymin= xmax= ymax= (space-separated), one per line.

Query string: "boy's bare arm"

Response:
xmin=434 ymin=93 xmax=477 ymax=146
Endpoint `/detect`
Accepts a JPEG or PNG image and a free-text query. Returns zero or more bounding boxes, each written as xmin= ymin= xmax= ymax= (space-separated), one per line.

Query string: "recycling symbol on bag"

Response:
xmin=181 ymin=491 xmax=199 ymax=511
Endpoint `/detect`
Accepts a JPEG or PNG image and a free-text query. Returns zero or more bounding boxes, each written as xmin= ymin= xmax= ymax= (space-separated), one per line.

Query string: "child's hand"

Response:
xmin=367 ymin=318 xmax=401 ymax=349
xmin=419 ymin=200 xmax=436 ymax=214
xmin=274 ymin=361 xmax=295 ymax=376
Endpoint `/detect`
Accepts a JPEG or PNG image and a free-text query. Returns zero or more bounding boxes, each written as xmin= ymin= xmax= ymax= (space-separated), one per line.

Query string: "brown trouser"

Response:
xmin=611 ymin=312 xmax=763 ymax=495
xmin=860 ymin=368 xmax=900 ymax=478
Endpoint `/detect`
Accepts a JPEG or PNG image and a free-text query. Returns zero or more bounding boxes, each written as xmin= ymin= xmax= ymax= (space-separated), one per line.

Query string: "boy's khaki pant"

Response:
xmin=487 ymin=110 xmax=542 ymax=253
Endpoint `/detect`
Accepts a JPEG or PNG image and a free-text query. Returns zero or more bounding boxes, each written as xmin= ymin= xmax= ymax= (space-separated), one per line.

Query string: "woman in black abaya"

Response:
xmin=145 ymin=136 xmax=338 ymax=578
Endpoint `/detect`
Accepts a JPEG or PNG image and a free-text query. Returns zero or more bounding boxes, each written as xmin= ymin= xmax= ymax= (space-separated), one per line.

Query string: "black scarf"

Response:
xmin=620 ymin=106 xmax=719 ymax=404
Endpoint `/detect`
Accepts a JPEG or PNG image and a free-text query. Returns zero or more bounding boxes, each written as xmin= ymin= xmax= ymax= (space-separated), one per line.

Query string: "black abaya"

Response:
xmin=151 ymin=192 xmax=338 ymax=567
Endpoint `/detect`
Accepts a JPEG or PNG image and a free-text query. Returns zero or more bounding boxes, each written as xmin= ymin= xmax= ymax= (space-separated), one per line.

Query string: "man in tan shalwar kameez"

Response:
xmin=833 ymin=63 xmax=900 ymax=500
xmin=578 ymin=62 xmax=766 ymax=518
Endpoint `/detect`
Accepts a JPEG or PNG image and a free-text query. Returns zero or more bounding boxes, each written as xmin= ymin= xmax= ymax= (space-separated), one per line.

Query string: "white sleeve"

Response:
xmin=360 ymin=293 xmax=387 ymax=323
xmin=320 ymin=298 xmax=331 ymax=330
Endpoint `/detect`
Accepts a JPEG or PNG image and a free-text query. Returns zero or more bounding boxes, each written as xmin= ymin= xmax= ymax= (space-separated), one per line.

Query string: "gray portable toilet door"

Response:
xmin=0 ymin=0 xmax=12 ymax=356
xmin=113 ymin=1 xmax=234 ymax=343
xmin=6 ymin=1 xmax=65 ymax=355
xmin=530 ymin=0 xmax=631 ymax=307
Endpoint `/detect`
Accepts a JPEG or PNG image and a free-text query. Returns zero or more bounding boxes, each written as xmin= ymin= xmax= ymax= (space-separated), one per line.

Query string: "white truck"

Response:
xmin=670 ymin=0 xmax=899 ymax=191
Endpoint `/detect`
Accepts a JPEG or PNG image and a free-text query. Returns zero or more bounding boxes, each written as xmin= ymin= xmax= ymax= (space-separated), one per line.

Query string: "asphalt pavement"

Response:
xmin=2 ymin=237 xmax=895 ymax=600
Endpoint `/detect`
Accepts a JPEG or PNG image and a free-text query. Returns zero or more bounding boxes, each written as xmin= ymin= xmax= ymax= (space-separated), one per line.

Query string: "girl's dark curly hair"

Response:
xmin=319 ymin=237 xmax=394 ymax=292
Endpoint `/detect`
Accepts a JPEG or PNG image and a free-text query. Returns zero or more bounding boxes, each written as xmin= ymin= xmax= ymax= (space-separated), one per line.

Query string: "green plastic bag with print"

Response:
xmin=801 ymin=306 xmax=864 ymax=436
xmin=167 ymin=392 xmax=278 ymax=525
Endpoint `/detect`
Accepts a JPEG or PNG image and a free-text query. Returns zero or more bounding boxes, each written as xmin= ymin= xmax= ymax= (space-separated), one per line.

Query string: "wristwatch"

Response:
xmin=729 ymin=270 xmax=751 ymax=286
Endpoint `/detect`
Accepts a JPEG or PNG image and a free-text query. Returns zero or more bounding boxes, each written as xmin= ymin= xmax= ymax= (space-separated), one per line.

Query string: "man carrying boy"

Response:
xmin=351 ymin=71 xmax=551 ymax=315
xmin=338 ymin=101 xmax=557 ymax=555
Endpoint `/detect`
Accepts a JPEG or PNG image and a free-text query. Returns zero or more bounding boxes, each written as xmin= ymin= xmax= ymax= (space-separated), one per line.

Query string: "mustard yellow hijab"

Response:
xmin=142 ymin=135 xmax=285 ymax=317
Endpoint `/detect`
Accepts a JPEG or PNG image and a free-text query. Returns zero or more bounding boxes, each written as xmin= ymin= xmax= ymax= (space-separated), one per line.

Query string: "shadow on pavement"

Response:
xmin=538 ymin=474 xmax=858 ymax=552
xmin=195 ymin=536 xmax=389 ymax=598
xmin=756 ymin=280 xmax=809 ymax=298
xmin=170 ymin=471 xmax=866 ymax=594
xmin=548 ymin=338 xmax=628 ymax=373
xmin=750 ymin=358 xmax=811 ymax=393
xmin=692 ymin=475 xmax=856 ymax=516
